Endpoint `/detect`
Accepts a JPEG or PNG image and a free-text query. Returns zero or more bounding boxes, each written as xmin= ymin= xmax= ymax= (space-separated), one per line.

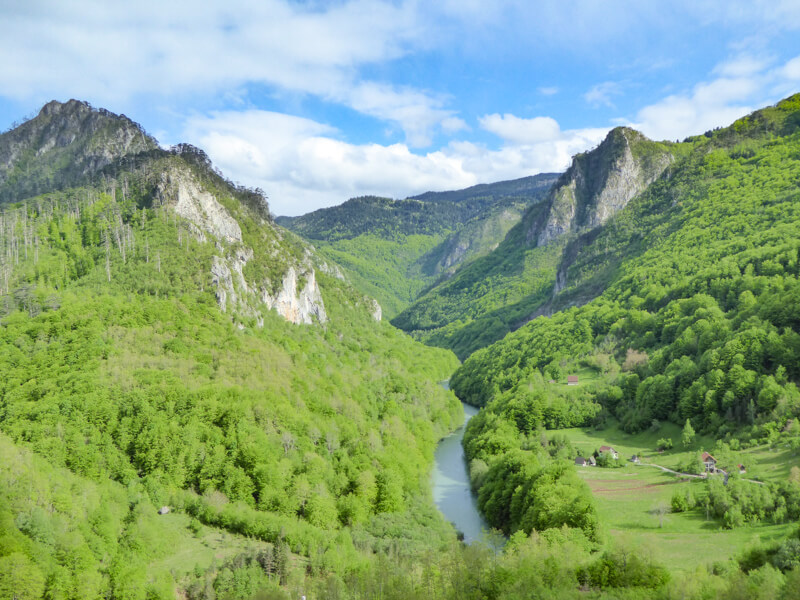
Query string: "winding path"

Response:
xmin=634 ymin=462 xmax=766 ymax=485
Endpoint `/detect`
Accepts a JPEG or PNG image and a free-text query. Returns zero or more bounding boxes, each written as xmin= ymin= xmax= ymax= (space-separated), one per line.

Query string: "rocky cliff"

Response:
xmin=156 ymin=164 xmax=328 ymax=326
xmin=529 ymin=127 xmax=673 ymax=246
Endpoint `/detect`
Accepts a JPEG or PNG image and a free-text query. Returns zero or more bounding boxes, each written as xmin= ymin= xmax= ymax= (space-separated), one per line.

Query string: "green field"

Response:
xmin=147 ymin=513 xmax=270 ymax=580
xmin=551 ymin=421 xmax=799 ymax=571
xmin=574 ymin=464 xmax=794 ymax=571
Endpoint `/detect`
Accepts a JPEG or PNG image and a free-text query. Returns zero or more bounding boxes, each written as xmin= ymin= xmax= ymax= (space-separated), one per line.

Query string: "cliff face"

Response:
xmin=0 ymin=100 xmax=158 ymax=203
xmin=530 ymin=127 xmax=673 ymax=246
xmin=157 ymin=165 xmax=328 ymax=326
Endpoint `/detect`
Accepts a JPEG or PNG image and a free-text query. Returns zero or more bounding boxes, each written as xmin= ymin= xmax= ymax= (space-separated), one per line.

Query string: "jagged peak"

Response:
xmin=528 ymin=125 xmax=673 ymax=247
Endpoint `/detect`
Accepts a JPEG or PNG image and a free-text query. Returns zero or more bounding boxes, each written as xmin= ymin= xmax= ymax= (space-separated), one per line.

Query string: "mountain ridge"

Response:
xmin=391 ymin=126 xmax=677 ymax=358
xmin=276 ymin=173 xmax=557 ymax=317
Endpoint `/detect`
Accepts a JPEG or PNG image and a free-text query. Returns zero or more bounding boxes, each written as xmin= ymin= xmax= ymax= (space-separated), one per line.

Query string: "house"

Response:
xmin=738 ymin=464 xmax=746 ymax=474
xmin=567 ymin=375 xmax=579 ymax=386
xmin=599 ymin=445 xmax=619 ymax=459
xmin=575 ymin=456 xmax=595 ymax=467
xmin=158 ymin=506 xmax=170 ymax=515
xmin=630 ymin=454 xmax=640 ymax=463
xmin=701 ymin=452 xmax=717 ymax=473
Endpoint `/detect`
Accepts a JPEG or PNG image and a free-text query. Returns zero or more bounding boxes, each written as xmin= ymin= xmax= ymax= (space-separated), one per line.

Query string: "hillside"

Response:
xmin=0 ymin=101 xmax=466 ymax=598
xmin=276 ymin=174 xmax=557 ymax=318
xmin=393 ymin=127 xmax=679 ymax=359
xmin=453 ymin=93 xmax=800 ymax=432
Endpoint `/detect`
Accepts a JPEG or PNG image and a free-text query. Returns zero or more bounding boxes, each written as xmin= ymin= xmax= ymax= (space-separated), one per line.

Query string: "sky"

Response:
xmin=1 ymin=1 xmax=800 ymax=216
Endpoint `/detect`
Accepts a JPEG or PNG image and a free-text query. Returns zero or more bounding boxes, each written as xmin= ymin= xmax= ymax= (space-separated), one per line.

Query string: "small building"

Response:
xmin=701 ymin=452 xmax=717 ymax=473
xmin=588 ymin=456 xmax=596 ymax=466
xmin=575 ymin=456 xmax=595 ymax=467
xmin=738 ymin=464 xmax=746 ymax=474
xmin=158 ymin=506 xmax=170 ymax=515
xmin=630 ymin=454 xmax=640 ymax=463
xmin=567 ymin=375 xmax=579 ymax=386
xmin=599 ymin=445 xmax=619 ymax=459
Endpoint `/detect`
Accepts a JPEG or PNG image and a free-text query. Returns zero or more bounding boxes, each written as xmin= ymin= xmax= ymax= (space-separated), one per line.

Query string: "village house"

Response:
xmin=567 ymin=375 xmax=579 ymax=386
xmin=701 ymin=452 xmax=717 ymax=473
xmin=738 ymin=464 xmax=746 ymax=474
xmin=598 ymin=445 xmax=619 ymax=459
xmin=575 ymin=456 xmax=596 ymax=467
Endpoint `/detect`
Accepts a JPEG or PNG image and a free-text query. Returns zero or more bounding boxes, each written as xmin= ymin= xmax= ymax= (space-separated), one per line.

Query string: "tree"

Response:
xmin=0 ymin=553 xmax=46 ymax=600
xmin=652 ymin=502 xmax=670 ymax=528
xmin=682 ymin=419 xmax=696 ymax=448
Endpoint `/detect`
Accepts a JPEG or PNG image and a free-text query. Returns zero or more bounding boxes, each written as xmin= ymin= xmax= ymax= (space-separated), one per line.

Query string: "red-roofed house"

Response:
xmin=598 ymin=445 xmax=618 ymax=459
xmin=567 ymin=375 xmax=579 ymax=385
xmin=701 ymin=452 xmax=717 ymax=472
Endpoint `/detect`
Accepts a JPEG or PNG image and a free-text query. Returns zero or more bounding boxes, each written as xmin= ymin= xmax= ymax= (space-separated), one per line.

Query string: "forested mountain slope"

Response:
xmin=276 ymin=174 xmax=557 ymax=318
xmin=0 ymin=101 xmax=465 ymax=598
xmin=394 ymin=127 xmax=679 ymax=359
xmin=453 ymin=93 xmax=800 ymax=432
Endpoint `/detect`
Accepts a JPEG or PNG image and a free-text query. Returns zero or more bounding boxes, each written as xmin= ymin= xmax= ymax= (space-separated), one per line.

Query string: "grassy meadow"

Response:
xmin=552 ymin=420 xmax=800 ymax=571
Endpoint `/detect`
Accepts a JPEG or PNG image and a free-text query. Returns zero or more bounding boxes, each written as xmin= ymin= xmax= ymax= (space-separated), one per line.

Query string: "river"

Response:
xmin=431 ymin=400 xmax=491 ymax=544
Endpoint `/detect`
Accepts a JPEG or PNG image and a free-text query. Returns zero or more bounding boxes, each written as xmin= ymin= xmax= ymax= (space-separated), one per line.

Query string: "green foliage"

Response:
xmin=682 ymin=419 xmax=697 ymax=447
xmin=578 ymin=546 xmax=670 ymax=589
xmin=452 ymin=99 xmax=800 ymax=442
xmin=0 ymin=131 xmax=463 ymax=597
xmin=279 ymin=175 xmax=557 ymax=320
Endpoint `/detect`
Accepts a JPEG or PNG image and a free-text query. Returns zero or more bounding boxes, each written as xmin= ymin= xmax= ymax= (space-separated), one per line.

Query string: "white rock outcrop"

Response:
xmin=262 ymin=267 xmax=327 ymax=325
xmin=162 ymin=171 xmax=242 ymax=243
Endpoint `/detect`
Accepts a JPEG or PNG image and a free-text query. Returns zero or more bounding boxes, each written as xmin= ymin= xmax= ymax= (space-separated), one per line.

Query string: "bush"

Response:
xmin=671 ymin=491 xmax=689 ymax=513
xmin=578 ymin=547 xmax=670 ymax=589
xmin=657 ymin=437 xmax=674 ymax=451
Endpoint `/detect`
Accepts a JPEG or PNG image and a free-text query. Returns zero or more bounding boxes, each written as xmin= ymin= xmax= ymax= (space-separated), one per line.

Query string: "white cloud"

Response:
xmin=0 ymin=0 xmax=460 ymax=146
xmin=185 ymin=109 xmax=606 ymax=216
xmin=584 ymin=82 xmax=622 ymax=108
xmin=631 ymin=54 xmax=800 ymax=140
xmin=783 ymin=57 xmax=800 ymax=80
xmin=184 ymin=110 xmax=476 ymax=215
xmin=442 ymin=126 xmax=608 ymax=184
xmin=538 ymin=86 xmax=559 ymax=96
xmin=714 ymin=55 xmax=772 ymax=78
xmin=479 ymin=114 xmax=561 ymax=144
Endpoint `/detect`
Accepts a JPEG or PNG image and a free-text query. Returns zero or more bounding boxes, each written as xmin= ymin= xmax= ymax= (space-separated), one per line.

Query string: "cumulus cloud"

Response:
xmin=184 ymin=110 xmax=476 ymax=215
xmin=630 ymin=53 xmax=800 ymax=140
xmin=0 ymin=0 xmax=459 ymax=146
xmin=479 ymin=114 xmax=561 ymax=144
xmin=184 ymin=109 xmax=606 ymax=216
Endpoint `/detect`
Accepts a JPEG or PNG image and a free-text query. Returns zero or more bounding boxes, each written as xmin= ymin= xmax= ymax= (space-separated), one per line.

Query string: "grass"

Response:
xmin=555 ymin=418 xmax=717 ymax=470
xmin=550 ymin=420 xmax=798 ymax=571
xmin=148 ymin=513 xmax=269 ymax=581
xmin=739 ymin=443 xmax=800 ymax=484
xmin=574 ymin=463 xmax=794 ymax=571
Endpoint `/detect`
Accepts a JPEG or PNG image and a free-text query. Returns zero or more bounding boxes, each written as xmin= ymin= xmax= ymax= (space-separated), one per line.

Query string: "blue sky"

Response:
xmin=1 ymin=1 xmax=800 ymax=215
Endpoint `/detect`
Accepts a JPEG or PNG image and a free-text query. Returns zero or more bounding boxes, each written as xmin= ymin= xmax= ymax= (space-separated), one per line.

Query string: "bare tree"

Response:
xmin=652 ymin=502 xmax=670 ymax=528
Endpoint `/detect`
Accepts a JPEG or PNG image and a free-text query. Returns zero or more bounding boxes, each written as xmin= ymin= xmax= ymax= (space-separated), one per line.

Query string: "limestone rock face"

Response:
xmin=531 ymin=127 xmax=673 ymax=247
xmin=263 ymin=267 xmax=327 ymax=325
xmin=159 ymin=169 xmax=242 ymax=243
xmin=369 ymin=298 xmax=382 ymax=322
